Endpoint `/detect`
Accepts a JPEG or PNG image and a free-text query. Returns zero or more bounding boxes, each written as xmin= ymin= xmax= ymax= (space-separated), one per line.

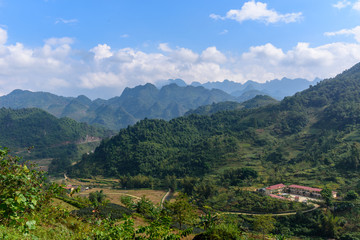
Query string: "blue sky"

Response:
xmin=0 ymin=0 xmax=359 ymax=99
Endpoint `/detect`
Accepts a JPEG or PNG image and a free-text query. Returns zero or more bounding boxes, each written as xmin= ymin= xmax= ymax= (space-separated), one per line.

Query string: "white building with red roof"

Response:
xmin=265 ymin=183 xmax=286 ymax=195
xmin=287 ymin=184 xmax=323 ymax=198
xmin=263 ymin=184 xmax=337 ymax=200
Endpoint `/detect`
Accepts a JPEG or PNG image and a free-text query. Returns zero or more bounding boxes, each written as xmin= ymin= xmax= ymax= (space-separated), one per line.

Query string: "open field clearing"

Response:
xmin=76 ymin=188 xmax=167 ymax=205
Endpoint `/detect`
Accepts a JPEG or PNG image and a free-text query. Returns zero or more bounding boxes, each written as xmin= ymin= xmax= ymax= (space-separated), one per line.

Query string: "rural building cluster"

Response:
xmin=261 ymin=183 xmax=337 ymax=201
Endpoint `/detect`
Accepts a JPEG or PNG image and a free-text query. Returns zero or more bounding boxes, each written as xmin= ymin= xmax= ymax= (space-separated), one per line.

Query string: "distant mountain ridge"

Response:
xmin=159 ymin=77 xmax=321 ymax=100
xmin=0 ymin=77 xmax=319 ymax=130
xmin=0 ymin=84 xmax=237 ymax=130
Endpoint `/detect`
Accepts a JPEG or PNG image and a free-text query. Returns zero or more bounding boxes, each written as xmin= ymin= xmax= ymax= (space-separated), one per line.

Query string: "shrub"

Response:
xmin=0 ymin=147 xmax=61 ymax=223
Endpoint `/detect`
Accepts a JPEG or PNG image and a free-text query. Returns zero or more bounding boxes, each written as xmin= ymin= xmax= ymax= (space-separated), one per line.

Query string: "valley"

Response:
xmin=2 ymin=64 xmax=360 ymax=239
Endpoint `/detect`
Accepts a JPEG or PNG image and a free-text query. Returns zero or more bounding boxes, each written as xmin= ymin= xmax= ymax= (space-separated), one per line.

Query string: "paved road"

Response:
xmin=160 ymin=188 xmax=172 ymax=208
xmin=219 ymin=204 xmax=320 ymax=216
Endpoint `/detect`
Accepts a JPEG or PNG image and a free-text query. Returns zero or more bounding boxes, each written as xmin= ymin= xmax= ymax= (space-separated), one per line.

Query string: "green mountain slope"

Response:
xmin=0 ymin=84 xmax=236 ymax=130
xmin=69 ymin=62 xmax=360 ymax=188
xmin=0 ymin=108 xmax=112 ymax=172
xmin=185 ymin=95 xmax=278 ymax=116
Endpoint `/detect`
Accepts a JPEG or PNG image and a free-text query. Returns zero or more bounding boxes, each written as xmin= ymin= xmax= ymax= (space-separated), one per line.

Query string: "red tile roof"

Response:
xmin=266 ymin=183 xmax=286 ymax=190
xmin=288 ymin=184 xmax=322 ymax=192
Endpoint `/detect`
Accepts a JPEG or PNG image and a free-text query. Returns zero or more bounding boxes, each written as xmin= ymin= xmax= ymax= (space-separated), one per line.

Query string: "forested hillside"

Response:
xmin=0 ymin=108 xmax=112 ymax=172
xmin=185 ymin=95 xmax=278 ymax=116
xmin=70 ymin=62 xmax=360 ymax=188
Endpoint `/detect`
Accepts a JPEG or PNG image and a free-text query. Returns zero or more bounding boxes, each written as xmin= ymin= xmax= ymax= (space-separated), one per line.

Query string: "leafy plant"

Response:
xmin=0 ymin=147 xmax=61 ymax=224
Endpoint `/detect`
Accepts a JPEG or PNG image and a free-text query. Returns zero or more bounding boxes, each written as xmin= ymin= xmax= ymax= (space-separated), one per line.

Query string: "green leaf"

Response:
xmin=26 ymin=220 xmax=36 ymax=230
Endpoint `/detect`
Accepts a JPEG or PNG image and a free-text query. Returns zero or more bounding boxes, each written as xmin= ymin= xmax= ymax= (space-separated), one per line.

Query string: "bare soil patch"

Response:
xmin=76 ymin=188 xmax=167 ymax=205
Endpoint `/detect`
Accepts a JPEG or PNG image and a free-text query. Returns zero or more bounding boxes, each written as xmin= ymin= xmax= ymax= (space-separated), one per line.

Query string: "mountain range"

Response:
xmin=159 ymin=77 xmax=321 ymax=100
xmin=0 ymin=77 xmax=319 ymax=131
xmin=69 ymin=62 xmax=360 ymax=190
xmin=0 ymin=84 xmax=237 ymax=130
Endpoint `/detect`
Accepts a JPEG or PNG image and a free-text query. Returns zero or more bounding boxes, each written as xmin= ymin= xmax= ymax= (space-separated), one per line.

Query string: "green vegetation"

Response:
xmin=67 ymin=62 xmax=360 ymax=238
xmin=185 ymin=95 xmax=278 ymax=116
xmin=0 ymin=84 xmax=239 ymax=130
xmin=70 ymin=63 xmax=360 ymax=191
xmin=0 ymin=108 xmax=112 ymax=174
xmin=4 ymin=63 xmax=360 ymax=238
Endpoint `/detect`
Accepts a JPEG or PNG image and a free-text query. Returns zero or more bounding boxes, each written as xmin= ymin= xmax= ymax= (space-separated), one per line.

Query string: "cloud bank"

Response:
xmin=332 ymin=0 xmax=360 ymax=10
xmin=325 ymin=25 xmax=360 ymax=42
xmin=0 ymin=27 xmax=359 ymax=99
xmin=210 ymin=1 xmax=302 ymax=24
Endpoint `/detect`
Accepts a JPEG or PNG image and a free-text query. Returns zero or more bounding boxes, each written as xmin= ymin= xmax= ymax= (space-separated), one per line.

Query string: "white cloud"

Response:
xmin=242 ymin=43 xmax=286 ymax=65
xmin=240 ymin=41 xmax=360 ymax=81
xmin=210 ymin=1 xmax=302 ymax=24
xmin=45 ymin=37 xmax=74 ymax=46
xmin=0 ymin=28 xmax=7 ymax=45
xmin=80 ymin=72 xmax=120 ymax=88
xmin=353 ymin=0 xmax=360 ymax=10
xmin=333 ymin=0 xmax=360 ymax=10
xmin=55 ymin=18 xmax=78 ymax=24
xmin=48 ymin=78 xmax=70 ymax=88
xmin=158 ymin=43 xmax=198 ymax=62
xmin=201 ymin=47 xmax=227 ymax=64
xmin=219 ymin=29 xmax=228 ymax=35
xmin=90 ymin=44 xmax=113 ymax=60
xmin=120 ymin=34 xmax=129 ymax=38
xmin=171 ymin=47 xmax=199 ymax=63
xmin=325 ymin=25 xmax=360 ymax=42
xmin=209 ymin=13 xmax=223 ymax=20
xmin=158 ymin=43 xmax=172 ymax=52
xmin=333 ymin=0 xmax=351 ymax=9
xmin=0 ymin=26 xmax=360 ymax=99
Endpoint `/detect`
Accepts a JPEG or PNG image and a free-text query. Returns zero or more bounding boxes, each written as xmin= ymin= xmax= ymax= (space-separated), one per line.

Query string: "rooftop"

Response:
xmin=266 ymin=183 xmax=286 ymax=190
xmin=288 ymin=184 xmax=322 ymax=192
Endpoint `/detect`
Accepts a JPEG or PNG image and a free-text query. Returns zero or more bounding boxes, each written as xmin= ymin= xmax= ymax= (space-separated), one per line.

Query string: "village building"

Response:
xmin=287 ymin=184 xmax=322 ymax=198
xmin=263 ymin=183 xmax=337 ymax=200
xmin=265 ymin=183 xmax=286 ymax=195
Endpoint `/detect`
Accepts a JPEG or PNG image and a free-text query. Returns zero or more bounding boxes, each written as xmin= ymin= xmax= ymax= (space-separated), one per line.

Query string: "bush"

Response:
xmin=0 ymin=147 xmax=61 ymax=223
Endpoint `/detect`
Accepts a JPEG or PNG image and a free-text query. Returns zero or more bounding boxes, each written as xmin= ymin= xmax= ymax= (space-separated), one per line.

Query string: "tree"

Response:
xmin=345 ymin=190 xmax=359 ymax=201
xmin=135 ymin=196 xmax=155 ymax=215
xmin=320 ymin=187 xmax=333 ymax=207
xmin=319 ymin=211 xmax=341 ymax=238
xmin=165 ymin=193 xmax=197 ymax=230
xmin=0 ymin=147 xmax=61 ymax=224
xmin=89 ymin=190 xmax=107 ymax=209
xmin=253 ymin=215 xmax=276 ymax=240
xmin=199 ymin=212 xmax=219 ymax=231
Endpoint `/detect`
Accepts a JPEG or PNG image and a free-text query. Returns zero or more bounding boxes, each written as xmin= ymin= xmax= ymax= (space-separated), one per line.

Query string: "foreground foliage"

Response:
xmin=0 ymin=148 xmax=61 ymax=224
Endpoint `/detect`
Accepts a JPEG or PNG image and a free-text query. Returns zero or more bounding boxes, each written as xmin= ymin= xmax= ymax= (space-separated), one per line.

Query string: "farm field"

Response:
xmin=75 ymin=188 xmax=167 ymax=205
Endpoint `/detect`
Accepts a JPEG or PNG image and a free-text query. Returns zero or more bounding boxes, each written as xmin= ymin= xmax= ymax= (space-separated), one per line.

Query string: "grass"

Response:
xmin=51 ymin=198 xmax=79 ymax=212
xmin=75 ymin=187 xmax=167 ymax=206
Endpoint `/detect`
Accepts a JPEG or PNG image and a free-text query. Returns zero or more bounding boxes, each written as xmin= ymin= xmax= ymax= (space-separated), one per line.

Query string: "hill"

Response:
xmin=185 ymin=95 xmax=278 ymax=116
xmin=69 ymin=62 xmax=360 ymax=190
xmin=0 ymin=84 xmax=236 ymax=130
xmin=0 ymin=108 xmax=112 ymax=173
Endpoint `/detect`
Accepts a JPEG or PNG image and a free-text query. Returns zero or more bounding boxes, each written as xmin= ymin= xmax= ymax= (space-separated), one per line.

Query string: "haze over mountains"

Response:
xmin=0 ymin=77 xmax=318 ymax=130
xmin=158 ymin=77 xmax=321 ymax=100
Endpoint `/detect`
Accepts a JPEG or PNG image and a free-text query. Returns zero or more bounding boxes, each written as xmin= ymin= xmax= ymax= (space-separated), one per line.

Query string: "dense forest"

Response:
xmin=0 ymin=108 xmax=112 ymax=173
